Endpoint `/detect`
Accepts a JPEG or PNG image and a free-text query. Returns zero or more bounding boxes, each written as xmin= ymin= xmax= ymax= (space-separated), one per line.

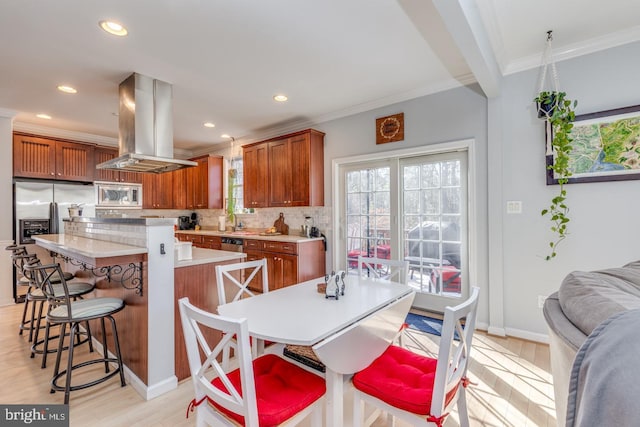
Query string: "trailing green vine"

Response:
xmin=535 ymin=91 xmax=577 ymax=260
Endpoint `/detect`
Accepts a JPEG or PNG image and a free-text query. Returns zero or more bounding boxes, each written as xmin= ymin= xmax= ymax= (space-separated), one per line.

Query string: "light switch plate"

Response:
xmin=506 ymin=201 xmax=522 ymax=214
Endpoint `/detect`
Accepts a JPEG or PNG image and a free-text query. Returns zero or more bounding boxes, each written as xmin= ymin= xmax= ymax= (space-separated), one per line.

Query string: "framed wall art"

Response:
xmin=376 ymin=113 xmax=404 ymax=145
xmin=546 ymin=104 xmax=640 ymax=184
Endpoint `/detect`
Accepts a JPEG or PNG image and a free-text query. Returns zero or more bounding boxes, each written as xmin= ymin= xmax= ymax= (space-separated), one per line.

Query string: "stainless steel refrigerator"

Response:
xmin=13 ymin=181 xmax=96 ymax=301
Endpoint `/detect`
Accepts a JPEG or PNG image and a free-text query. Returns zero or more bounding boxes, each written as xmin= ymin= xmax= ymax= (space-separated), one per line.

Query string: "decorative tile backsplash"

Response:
xmin=96 ymin=206 xmax=333 ymax=236
xmin=197 ymin=207 xmax=332 ymax=234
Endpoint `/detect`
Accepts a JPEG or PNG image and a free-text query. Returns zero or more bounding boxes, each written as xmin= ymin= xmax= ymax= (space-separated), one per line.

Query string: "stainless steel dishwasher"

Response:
xmin=220 ymin=237 xmax=244 ymax=252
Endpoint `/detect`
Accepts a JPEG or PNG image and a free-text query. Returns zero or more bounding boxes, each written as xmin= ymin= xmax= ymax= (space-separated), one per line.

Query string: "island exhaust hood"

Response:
xmin=96 ymin=73 xmax=197 ymax=174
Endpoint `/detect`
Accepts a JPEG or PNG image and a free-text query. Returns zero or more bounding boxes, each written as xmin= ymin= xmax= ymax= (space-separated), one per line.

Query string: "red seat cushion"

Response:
xmin=352 ymin=345 xmax=457 ymax=415
xmin=209 ymin=354 xmax=325 ymax=426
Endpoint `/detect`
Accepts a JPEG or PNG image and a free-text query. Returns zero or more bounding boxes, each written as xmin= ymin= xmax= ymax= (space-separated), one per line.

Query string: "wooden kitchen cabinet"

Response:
xmin=202 ymin=235 xmax=221 ymax=249
xmin=177 ymin=234 xmax=203 ymax=246
xmin=13 ymin=133 xmax=95 ymax=182
xmin=175 ymin=234 xmax=220 ymax=249
xmin=243 ymin=129 xmax=324 ymax=208
xmin=172 ymin=168 xmax=188 ymax=209
xmin=243 ymin=238 xmax=325 ymax=292
xmin=94 ymin=146 xmax=142 ymax=183
xmin=185 ymin=155 xmax=223 ymax=210
xmin=243 ymin=143 xmax=269 ymax=208
xmin=142 ymin=172 xmax=174 ymax=209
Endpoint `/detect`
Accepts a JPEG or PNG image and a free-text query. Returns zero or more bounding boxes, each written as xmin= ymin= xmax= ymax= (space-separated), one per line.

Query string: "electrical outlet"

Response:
xmin=538 ymin=295 xmax=547 ymax=309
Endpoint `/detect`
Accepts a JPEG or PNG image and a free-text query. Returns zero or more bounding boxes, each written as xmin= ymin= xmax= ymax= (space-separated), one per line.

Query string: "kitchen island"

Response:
xmin=174 ymin=247 xmax=245 ymax=380
xmin=34 ymin=217 xmax=245 ymax=399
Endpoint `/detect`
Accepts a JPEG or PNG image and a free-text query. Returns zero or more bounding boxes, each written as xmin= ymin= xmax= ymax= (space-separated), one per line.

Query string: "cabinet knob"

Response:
xmin=58 ymin=173 xmax=61 ymax=176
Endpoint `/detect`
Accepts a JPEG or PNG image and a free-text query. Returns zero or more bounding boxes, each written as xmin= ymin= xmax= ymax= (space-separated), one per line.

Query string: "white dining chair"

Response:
xmin=215 ymin=259 xmax=269 ymax=366
xmin=179 ymin=297 xmax=325 ymax=427
xmin=358 ymin=256 xmax=409 ymax=284
xmin=358 ymin=255 xmax=410 ymax=346
xmin=352 ymin=287 xmax=480 ymax=427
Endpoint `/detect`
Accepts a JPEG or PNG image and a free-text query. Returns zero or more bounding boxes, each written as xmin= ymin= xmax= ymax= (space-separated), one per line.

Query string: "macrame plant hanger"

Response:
xmin=537 ymin=30 xmax=561 ymax=155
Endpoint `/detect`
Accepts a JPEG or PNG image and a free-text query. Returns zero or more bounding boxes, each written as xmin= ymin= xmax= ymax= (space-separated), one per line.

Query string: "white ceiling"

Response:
xmin=1 ymin=0 xmax=639 ymax=153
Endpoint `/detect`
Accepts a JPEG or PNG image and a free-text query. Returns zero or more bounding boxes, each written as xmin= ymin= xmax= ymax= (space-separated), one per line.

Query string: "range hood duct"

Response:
xmin=96 ymin=73 xmax=197 ymax=174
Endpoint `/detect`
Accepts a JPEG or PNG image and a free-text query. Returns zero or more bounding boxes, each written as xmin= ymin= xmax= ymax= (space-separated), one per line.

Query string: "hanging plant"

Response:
xmin=535 ymin=91 xmax=577 ymax=260
xmin=535 ymin=31 xmax=578 ymax=260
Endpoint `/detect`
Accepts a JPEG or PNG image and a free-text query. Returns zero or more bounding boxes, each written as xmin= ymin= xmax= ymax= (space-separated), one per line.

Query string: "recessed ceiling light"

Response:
xmin=221 ymin=134 xmax=231 ymax=138
xmin=99 ymin=20 xmax=128 ymax=36
xmin=57 ymin=85 xmax=77 ymax=94
xmin=36 ymin=113 xmax=52 ymax=120
xmin=273 ymin=95 xmax=288 ymax=102
xmin=203 ymin=122 xmax=215 ymax=128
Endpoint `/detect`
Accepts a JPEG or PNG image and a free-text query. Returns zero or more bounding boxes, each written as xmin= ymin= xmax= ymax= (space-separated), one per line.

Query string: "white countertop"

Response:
xmin=175 ymin=229 xmax=323 ymax=243
xmin=175 ymin=247 xmax=246 ymax=268
xmin=33 ymin=234 xmax=147 ymax=258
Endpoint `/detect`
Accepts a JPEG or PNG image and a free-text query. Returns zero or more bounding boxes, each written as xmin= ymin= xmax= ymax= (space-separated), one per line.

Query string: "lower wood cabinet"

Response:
xmin=243 ymin=238 xmax=325 ymax=292
xmin=202 ymin=236 xmax=221 ymax=249
xmin=175 ymin=234 xmax=221 ymax=249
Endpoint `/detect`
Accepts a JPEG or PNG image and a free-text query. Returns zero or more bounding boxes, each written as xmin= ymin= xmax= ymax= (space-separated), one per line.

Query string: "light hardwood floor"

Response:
xmin=0 ymin=302 xmax=556 ymax=426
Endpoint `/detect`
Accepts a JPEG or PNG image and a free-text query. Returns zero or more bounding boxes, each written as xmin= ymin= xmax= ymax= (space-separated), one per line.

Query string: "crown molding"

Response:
xmin=13 ymin=122 xmax=118 ymax=146
xmin=12 ymin=121 xmax=196 ymax=158
xmin=0 ymin=108 xmax=17 ymax=119
xmin=504 ymin=25 xmax=640 ymax=75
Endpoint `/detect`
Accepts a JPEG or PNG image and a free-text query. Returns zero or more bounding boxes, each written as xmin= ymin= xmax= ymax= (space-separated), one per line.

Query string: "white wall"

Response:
xmin=0 ymin=111 xmax=15 ymax=306
xmin=311 ymin=85 xmax=491 ymax=328
xmin=500 ymin=41 xmax=640 ymax=336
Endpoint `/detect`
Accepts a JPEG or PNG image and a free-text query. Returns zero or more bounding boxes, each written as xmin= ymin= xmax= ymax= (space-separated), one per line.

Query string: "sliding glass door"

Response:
xmin=339 ymin=150 xmax=468 ymax=313
xmin=344 ymin=163 xmax=394 ymax=273
xmin=400 ymin=152 xmax=467 ymax=311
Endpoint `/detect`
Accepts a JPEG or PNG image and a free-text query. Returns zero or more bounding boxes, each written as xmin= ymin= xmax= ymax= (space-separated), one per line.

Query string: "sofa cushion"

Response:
xmin=558 ymin=260 xmax=640 ymax=337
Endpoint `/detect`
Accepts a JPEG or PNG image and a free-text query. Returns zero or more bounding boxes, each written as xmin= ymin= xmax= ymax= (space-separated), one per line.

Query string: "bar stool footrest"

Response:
xmin=51 ymin=358 xmax=126 ymax=393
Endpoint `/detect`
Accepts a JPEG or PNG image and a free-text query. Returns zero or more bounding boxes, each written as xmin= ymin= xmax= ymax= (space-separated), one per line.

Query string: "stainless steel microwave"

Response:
xmin=95 ymin=182 xmax=143 ymax=209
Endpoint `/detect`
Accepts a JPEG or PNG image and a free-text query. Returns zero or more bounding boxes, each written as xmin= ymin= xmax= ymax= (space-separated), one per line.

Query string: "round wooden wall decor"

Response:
xmin=376 ymin=113 xmax=404 ymax=144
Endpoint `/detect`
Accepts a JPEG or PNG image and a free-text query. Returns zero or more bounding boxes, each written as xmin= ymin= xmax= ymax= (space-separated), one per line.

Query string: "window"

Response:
xmin=228 ymin=156 xmax=244 ymax=213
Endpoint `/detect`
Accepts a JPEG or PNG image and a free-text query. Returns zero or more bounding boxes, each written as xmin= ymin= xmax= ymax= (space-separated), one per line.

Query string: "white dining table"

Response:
xmin=217 ymin=275 xmax=415 ymax=427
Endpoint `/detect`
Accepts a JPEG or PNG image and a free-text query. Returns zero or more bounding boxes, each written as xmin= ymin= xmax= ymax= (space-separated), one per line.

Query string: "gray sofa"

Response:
xmin=543 ymin=260 xmax=640 ymax=426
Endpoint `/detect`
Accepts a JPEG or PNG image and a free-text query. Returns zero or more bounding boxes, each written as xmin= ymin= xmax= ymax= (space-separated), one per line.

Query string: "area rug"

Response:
xmin=405 ymin=312 xmax=446 ymax=336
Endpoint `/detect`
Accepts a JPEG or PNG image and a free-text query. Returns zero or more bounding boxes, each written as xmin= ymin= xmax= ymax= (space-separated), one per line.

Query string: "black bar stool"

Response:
xmin=22 ymin=258 xmax=96 ymax=368
xmin=25 ymin=262 xmax=126 ymax=404
xmin=7 ymin=245 xmax=77 ymax=339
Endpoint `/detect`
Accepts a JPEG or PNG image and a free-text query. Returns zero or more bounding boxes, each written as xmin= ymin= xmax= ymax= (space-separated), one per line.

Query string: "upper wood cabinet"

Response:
xmin=94 ymin=146 xmax=142 ymax=184
xmin=142 ymin=155 xmax=222 ymax=210
xmin=172 ymin=168 xmax=188 ymax=210
xmin=185 ymin=155 xmax=223 ymax=210
xmin=13 ymin=133 xmax=95 ymax=182
xmin=142 ymin=172 xmax=174 ymax=209
xmin=243 ymin=129 xmax=324 ymax=208
xmin=243 ymin=143 xmax=269 ymax=208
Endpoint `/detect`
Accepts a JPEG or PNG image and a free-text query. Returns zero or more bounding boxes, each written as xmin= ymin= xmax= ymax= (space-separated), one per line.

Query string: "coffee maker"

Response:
xmin=178 ymin=213 xmax=198 ymax=230
xmin=178 ymin=216 xmax=192 ymax=230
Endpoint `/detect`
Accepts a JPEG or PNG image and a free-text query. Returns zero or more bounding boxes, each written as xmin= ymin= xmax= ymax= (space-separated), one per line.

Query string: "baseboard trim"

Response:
xmin=487 ymin=325 xmax=506 ymax=337
xmin=89 ymin=335 xmax=178 ymax=400
xmin=0 ymin=298 xmax=15 ymax=307
xmin=504 ymin=327 xmax=549 ymax=344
